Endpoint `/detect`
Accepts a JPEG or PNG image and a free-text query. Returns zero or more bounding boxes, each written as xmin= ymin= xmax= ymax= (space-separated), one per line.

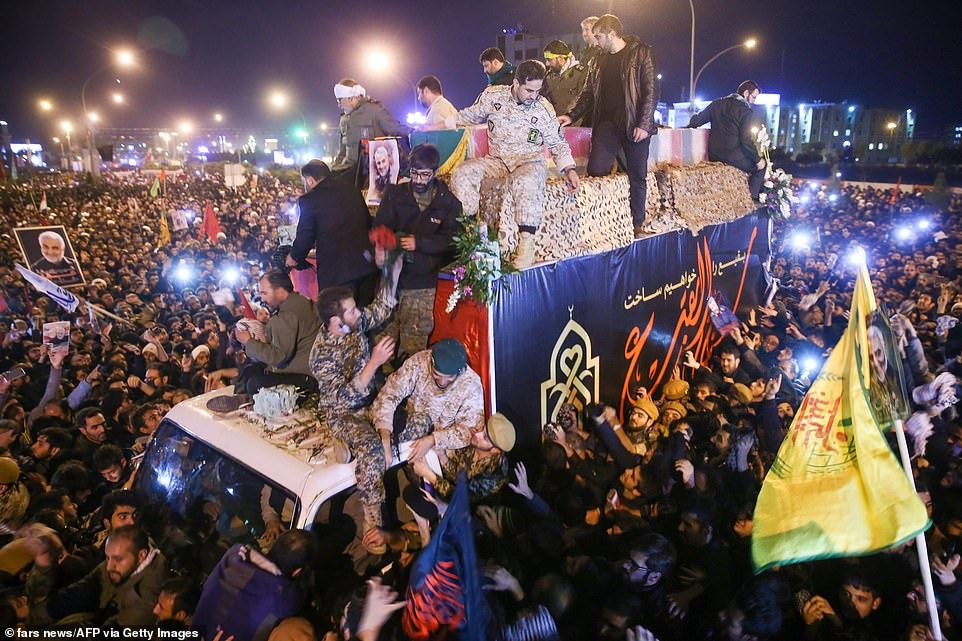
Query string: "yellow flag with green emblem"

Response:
xmin=752 ymin=262 xmax=929 ymax=572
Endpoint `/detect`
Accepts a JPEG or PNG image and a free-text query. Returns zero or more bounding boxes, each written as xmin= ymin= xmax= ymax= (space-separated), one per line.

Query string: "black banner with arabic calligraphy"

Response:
xmin=491 ymin=213 xmax=772 ymax=451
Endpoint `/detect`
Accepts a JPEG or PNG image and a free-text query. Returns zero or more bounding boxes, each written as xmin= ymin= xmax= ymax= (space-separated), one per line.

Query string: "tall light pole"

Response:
xmin=52 ymin=137 xmax=65 ymax=169
xmin=266 ymin=89 xmax=308 ymax=158
xmin=688 ymin=0 xmax=695 ymax=103
xmin=81 ymin=47 xmax=136 ymax=178
xmin=691 ymin=38 xmax=757 ymax=108
xmin=60 ymin=121 xmax=73 ymax=171
xmin=362 ymin=47 xmax=420 ymax=117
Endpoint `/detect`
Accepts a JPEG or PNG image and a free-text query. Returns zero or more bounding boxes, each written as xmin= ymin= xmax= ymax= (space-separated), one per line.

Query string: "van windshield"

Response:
xmin=135 ymin=419 xmax=300 ymax=546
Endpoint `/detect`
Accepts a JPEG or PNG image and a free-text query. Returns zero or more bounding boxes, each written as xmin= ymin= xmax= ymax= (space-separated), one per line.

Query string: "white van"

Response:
xmin=134 ymin=387 xmax=412 ymax=543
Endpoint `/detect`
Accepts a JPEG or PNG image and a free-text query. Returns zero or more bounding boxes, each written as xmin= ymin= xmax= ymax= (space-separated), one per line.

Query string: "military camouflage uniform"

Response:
xmin=445 ymin=85 xmax=576 ymax=228
xmin=432 ymin=448 xmax=509 ymax=503
xmin=308 ymin=290 xmax=396 ymax=517
xmin=371 ymin=350 xmax=484 ymax=451
xmin=386 ymin=288 xmax=436 ymax=358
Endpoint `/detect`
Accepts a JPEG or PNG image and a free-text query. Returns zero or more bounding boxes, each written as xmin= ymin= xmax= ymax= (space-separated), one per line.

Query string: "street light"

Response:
xmin=112 ymin=92 xmax=125 ymax=104
xmin=213 ymin=112 xmax=223 ymax=123
xmin=266 ymin=90 xmax=308 ymax=157
xmin=38 ymin=99 xmax=54 ymax=112
xmin=267 ymin=90 xmax=289 ymax=111
xmin=115 ymin=49 xmax=136 ymax=68
xmin=81 ymin=47 xmax=138 ymax=177
xmin=361 ymin=46 xmax=419 ymax=116
xmin=363 ymin=49 xmax=391 ymax=73
xmin=60 ymin=121 xmax=73 ymax=157
xmin=691 ymin=38 xmax=758 ymax=108
xmin=87 ymin=111 xmax=100 ymax=124
xmin=178 ymin=120 xmax=194 ymax=135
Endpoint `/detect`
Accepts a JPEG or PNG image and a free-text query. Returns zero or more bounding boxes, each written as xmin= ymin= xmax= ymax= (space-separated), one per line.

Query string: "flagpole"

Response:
xmin=893 ymin=419 xmax=943 ymax=640
xmin=80 ymin=299 xmax=134 ymax=328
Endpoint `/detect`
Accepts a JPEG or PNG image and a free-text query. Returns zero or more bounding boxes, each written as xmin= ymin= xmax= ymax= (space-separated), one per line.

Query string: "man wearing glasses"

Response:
xmin=621 ymin=532 xmax=680 ymax=640
xmin=441 ymin=59 xmax=579 ymax=269
xmin=374 ymin=143 xmax=462 ymax=360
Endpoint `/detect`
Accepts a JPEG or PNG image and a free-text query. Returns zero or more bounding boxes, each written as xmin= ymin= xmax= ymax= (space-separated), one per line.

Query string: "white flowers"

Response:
xmin=445 ymin=289 xmax=462 ymax=314
xmin=755 ymin=125 xmax=772 ymax=151
xmin=759 ymin=167 xmax=796 ymax=220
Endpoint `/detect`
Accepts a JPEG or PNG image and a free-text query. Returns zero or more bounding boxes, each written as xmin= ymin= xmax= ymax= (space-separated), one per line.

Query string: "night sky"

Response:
xmin=3 ymin=0 xmax=960 ymax=142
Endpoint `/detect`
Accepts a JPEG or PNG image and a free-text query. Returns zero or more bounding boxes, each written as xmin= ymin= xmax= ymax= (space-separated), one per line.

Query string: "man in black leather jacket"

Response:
xmin=561 ymin=14 xmax=658 ymax=238
xmin=688 ymin=80 xmax=767 ymax=200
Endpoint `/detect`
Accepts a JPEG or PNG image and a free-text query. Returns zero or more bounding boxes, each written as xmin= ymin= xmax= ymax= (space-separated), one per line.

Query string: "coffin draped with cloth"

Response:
xmin=291 ymin=126 xmax=772 ymax=449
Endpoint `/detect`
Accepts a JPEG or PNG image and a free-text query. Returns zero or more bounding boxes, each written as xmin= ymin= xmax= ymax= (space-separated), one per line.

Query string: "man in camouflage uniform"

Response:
xmin=443 ymin=59 xmax=580 ymax=269
xmin=308 ymin=261 xmax=401 ymax=554
xmin=371 ymin=338 xmax=484 ymax=462
xmin=410 ymin=413 xmax=515 ymax=505
xmin=331 ymin=78 xmax=409 ymax=179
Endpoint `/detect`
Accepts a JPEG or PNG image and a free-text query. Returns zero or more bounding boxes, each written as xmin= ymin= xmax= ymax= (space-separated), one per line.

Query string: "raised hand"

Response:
xmin=507 ymin=461 xmax=533 ymax=499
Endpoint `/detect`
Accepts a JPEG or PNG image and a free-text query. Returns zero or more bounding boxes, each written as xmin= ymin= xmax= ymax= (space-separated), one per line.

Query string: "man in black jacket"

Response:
xmin=561 ymin=14 xmax=658 ymax=238
xmin=373 ymin=144 xmax=461 ymax=358
xmin=687 ymin=80 xmax=767 ymax=200
xmin=286 ymin=160 xmax=377 ymax=306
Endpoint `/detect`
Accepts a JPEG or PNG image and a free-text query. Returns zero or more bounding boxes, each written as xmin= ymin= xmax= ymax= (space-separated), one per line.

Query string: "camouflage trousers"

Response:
xmin=326 ymin=411 xmax=386 ymax=521
xmin=383 ymin=288 xmax=436 ymax=359
xmin=450 ymin=156 xmax=548 ymax=228
xmin=326 ymin=408 xmax=437 ymax=525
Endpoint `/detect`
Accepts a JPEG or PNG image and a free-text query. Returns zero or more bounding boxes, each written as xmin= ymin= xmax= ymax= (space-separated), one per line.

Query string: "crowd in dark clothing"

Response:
xmin=1 ymin=170 xmax=962 ymax=641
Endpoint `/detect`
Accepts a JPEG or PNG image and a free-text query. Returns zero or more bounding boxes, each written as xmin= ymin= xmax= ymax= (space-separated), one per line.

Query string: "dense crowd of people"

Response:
xmin=1 ymin=165 xmax=962 ymax=641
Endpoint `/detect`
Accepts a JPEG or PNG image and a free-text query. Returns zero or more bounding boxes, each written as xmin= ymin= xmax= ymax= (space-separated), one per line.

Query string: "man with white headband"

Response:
xmin=331 ymin=78 xmax=408 ymax=179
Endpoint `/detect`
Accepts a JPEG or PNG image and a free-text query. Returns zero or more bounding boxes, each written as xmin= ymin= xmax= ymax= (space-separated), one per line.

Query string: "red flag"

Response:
xmin=890 ymin=176 xmax=902 ymax=205
xmin=159 ymin=169 xmax=166 ymax=183
xmin=199 ymin=202 xmax=222 ymax=243
xmin=237 ymin=288 xmax=257 ymax=319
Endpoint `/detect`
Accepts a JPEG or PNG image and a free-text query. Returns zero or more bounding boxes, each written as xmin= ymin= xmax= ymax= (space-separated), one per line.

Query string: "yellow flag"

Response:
xmin=158 ymin=209 xmax=171 ymax=248
xmin=752 ymin=263 xmax=929 ymax=572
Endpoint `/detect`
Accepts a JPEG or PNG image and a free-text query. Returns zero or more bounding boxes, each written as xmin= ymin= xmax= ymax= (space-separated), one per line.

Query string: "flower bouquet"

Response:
xmin=445 ymin=214 xmax=516 ymax=313
xmin=758 ymin=168 xmax=798 ymax=220
xmin=754 ymin=125 xmax=797 ymax=220
xmin=368 ymin=225 xmax=407 ymax=281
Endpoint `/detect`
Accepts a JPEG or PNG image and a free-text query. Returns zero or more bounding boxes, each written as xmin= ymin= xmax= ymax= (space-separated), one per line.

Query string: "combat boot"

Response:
xmin=512 ymin=231 xmax=537 ymax=269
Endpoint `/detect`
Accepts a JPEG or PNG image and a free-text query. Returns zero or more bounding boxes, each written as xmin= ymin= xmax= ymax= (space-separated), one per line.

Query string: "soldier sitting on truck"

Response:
xmin=309 ymin=257 xmax=402 ymax=555
xmin=440 ymin=59 xmax=580 ymax=269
